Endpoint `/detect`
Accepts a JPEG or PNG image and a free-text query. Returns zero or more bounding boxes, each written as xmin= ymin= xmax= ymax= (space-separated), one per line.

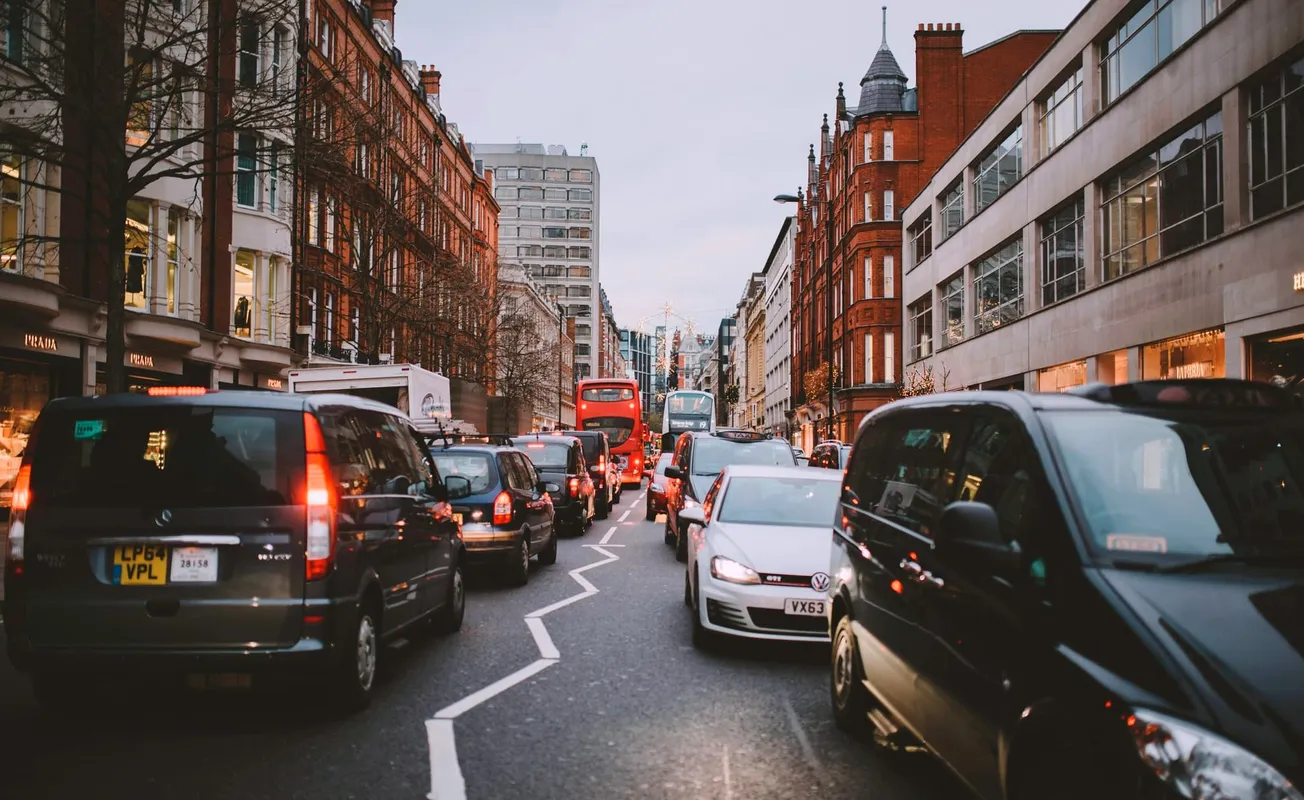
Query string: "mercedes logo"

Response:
xmin=810 ymin=572 xmax=831 ymax=592
xmin=155 ymin=509 xmax=172 ymax=527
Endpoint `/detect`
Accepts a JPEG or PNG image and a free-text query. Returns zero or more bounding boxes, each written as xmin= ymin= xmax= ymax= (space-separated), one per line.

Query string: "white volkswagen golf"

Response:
xmin=678 ymin=465 xmax=842 ymax=647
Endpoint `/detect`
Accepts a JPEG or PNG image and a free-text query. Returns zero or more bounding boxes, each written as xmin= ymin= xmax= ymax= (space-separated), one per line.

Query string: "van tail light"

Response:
xmin=598 ymin=456 xmax=606 ymax=471
xmin=6 ymin=464 xmax=31 ymax=574
xmin=493 ymin=491 xmax=513 ymax=526
xmin=568 ymin=477 xmax=580 ymax=498
xmin=303 ymin=413 xmax=336 ymax=582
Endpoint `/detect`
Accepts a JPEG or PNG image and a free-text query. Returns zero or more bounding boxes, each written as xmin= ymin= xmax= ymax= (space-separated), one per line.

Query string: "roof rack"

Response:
xmin=424 ymin=432 xmax=516 ymax=448
xmin=1066 ymin=379 xmax=1302 ymax=410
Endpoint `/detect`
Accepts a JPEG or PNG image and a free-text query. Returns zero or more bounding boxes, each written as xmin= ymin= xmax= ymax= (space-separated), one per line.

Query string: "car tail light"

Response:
xmin=598 ymin=456 xmax=606 ymax=471
xmin=303 ymin=413 xmax=336 ymax=582
xmin=147 ymin=386 xmax=208 ymax=396
xmin=568 ymin=477 xmax=580 ymax=497
xmin=493 ymin=491 xmax=513 ymax=526
xmin=6 ymin=463 xmax=31 ymax=573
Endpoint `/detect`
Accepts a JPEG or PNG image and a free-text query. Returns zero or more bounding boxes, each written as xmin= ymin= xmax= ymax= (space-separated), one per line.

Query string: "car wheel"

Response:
xmin=596 ymin=493 xmax=610 ymax=520
xmin=509 ymin=536 xmax=530 ymax=587
xmin=675 ymin=523 xmax=688 ymax=563
xmin=538 ymin=523 xmax=558 ymax=566
xmin=831 ymin=615 xmax=871 ymax=735
xmin=683 ymin=568 xmax=692 ymax=607
xmin=690 ymin=568 xmax=714 ymax=650
xmin=330 ymin=599 xmax=381 ymax=714
xmin=664 ymin=513 xmax=675 ymax=545
xmin=645 ymin=501 xmax=655 ymax=521
xmin=432 ymin=559 xmax=466 ymax=635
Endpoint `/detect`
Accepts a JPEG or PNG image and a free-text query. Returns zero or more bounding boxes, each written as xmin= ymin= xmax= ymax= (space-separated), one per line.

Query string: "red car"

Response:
xmin=644 ymin=453 xmax=674 ymax=521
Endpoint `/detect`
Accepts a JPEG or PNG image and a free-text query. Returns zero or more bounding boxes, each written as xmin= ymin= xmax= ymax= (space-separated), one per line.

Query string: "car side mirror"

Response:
xmin=444 ymin=475 xmax=473 ymax=500
xmin=678 ymin=506 xmax=706 ymax=527
xmin=935 ymin=501 xmax=1022 ymax=574
xmin=664 ymin=465 xmax=684 ymax=481
xmin=535 ymin=479 xmax=548 ymax=495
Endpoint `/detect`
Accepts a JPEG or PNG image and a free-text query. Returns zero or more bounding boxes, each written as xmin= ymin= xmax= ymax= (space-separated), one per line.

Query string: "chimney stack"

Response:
xmin=371 ymin=0 xmax=396 ymax=24
xmin=419 ymin=64 xmax=441 ymax=97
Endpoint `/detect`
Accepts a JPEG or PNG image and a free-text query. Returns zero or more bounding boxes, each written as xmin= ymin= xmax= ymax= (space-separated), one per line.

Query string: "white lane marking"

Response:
xmin=599 ymin=525 xmax=619 ymax=544
xmin=583 ymin=543 xmax=624 ymax=548
xmin=426 ymin=533 xmax=623 ymax=799
xmin=525 ymin=616 xmax=559 ymax=660
xmin=723 ymin=745 xmax=733 ymax=800
xmin=783 ymin=695 xmax=823 ymax=781
xmin=618 ymin=509 xmax=631 ymax=522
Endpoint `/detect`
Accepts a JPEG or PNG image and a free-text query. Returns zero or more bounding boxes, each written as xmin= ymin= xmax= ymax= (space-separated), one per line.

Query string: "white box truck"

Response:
xmin=287 ymin=364 xmax=466 ymax=434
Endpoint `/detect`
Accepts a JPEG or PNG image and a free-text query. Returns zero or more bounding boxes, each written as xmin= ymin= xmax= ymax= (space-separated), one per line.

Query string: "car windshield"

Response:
xmin=430 ymin=452 xmax=495 ymax=494
xmin=716 ymin=476 xmax=842 ymax=527
xmin=28 ymin=405 xmax=296 ymax=508
xmin=668 ymin=393 xmax=713 ymax=415
xmin=1046 ymin=410 xmax=1304 ymax=560
xmin=513 ymin=441 xmax=570 ymax=471
xmin=692 ymin=438 xmax=796 ymax=476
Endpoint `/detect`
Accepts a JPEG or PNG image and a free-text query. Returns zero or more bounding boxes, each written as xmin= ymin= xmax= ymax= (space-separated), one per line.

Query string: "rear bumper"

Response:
xmin=553 ymin=503 xmax=587 ymax=527
xmin=8 ymin=634 xmax=342 ymax=675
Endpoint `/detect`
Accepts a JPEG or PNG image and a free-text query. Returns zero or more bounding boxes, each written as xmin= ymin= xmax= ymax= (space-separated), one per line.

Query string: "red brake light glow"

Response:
xmin=147 ymin=386 xmax=208 ymax=396
xmin=568 ymin=477 xmax=580 ymax=497
xmin=303 ymin=413 xmax=335 ymax=581
xmin=527 ymin=443 xmax=546 ymax=449
xmin=493 ymin=491 xmax=513 ymax=526
xmin=12 ymin=464 xmax=31 ymax=512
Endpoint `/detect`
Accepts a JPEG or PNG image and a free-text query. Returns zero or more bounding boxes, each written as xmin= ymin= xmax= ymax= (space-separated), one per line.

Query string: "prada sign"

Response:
xmin=0 ymin=328 xmax=77 ymax=357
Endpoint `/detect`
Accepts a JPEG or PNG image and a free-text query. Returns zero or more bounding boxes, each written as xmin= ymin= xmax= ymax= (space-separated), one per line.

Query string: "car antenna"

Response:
xmin=435 ymin=419 xmax=451 ymax=449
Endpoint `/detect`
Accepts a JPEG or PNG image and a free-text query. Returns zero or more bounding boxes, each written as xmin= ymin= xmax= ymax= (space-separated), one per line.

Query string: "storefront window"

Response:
xmin=1249 ymin=329 xmax=1304 ymax=397
xmin=233 ymin=250 xmax=255 ymax=338
xmin=1 ymin=151 xmax=22 ymax=273
xmin=1142 ymin=329 xmax=1225 ymax=380
xmin=1098 ymin=350 xmax=1129 ymax=384
xmin=124 ymin=198 xmax=151 ymax=309
xmin=1038 ymin=360 xmax=1088 ymax=392
xmin=0 ymin=363 xmax=50 ymax=520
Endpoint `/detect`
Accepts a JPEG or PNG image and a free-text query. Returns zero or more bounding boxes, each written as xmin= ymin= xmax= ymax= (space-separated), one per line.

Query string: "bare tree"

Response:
xmin=490 ymin=268 xmax=562 ymax=432
xmin=0 ymin=0 xmax=304 ymax=392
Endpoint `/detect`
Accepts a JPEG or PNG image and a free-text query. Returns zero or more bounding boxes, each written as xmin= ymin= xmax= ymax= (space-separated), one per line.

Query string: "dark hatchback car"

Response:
xmin=810 ymin=441 xmax=851 ymax=471
xmin=4 ymin=390 xmax=466 ymax=714
xmin=662 ymin=429 xmax=797 ymax=562
xmin=828 ymin=379 xmax=1304 ymax=800
xmin=509 ymin=434 xmax=593 ymax=536
xmin=559 ymin=430 xmax=620 ymax=518
xmin=644 ymin=452 xmax=674 ymax=521
xmin=427 ymin=442 xmax=557 ymax=586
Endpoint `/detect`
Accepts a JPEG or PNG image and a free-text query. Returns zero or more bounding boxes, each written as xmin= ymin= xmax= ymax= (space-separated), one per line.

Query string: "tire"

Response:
xmin=508 ymin=535 xmax=530 ymax=587
xmin=596 ymin=492 xmax=610 ymax=520
xmin=329 ymin=599 xmax=381 ymax=715
xmin=432 ymin=559 xmax=466 ymax=635
xmin=664 ymin=513 xmax=676 ymax=546
xmin=690 ymin=568 xmax=713 ymax=650
xmin=831 ymin=615 xmax=871 ymax=736
xmin=675 ymin=523 xmax=688 ymax=563
xmin=645 ymin=501 xmax=655 ymax=521
xmin=683 ymin=569 xmax=693 ymax=607
xmin=538 ymin=524 xmax=558 ymax=566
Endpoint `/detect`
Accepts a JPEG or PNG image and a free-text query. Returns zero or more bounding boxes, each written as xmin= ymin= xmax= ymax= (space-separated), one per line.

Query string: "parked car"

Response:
xmin=644 ymin=452 xmax=674 ymax=521
xmin=509 ymin=434 xmax=594 ymax=536
xmin=559 ymin=430 xmax=620 ymax=518
xmin=810 ymin=441 xmax=851 ymax=470
xmin=426 ymin=441 xmax=557 ymax=585
xmin=829 ymin=379 xmax=1304 ymax=800
xmin=679 ymin=465 xmax=842 ymax=647
xmin=662 ymin=429 xmax=797 ymax=563
xmin=4 ymin=389 xmax=466 ymax=714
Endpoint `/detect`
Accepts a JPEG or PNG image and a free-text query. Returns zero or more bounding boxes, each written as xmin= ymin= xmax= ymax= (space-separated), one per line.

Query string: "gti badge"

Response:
xmin=810 ymin=572 xmax=831 ymax=592
xmin=155 ymin=509 xmax=173 ymax=527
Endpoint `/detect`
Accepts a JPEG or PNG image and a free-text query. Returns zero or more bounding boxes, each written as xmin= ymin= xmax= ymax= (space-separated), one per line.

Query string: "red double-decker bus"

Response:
xmin=575 ymin=378 xmax=644 ymax=486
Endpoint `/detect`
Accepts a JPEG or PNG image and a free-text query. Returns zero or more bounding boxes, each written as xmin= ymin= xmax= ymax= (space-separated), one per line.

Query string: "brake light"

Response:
xmin=6 ymin=464 xmax=31 ymax=571
xmin=598 ymin=456 xmax=605 ymax=471
xmin=147 ymin=386 xmax=208 ymax=396
xmin=568 ymin=477 xmax=580 ymax=497
xmin=303 ymin=413 xmax=335 ymax=581
xmin=493 ymin=491 xmax=513 ymax=526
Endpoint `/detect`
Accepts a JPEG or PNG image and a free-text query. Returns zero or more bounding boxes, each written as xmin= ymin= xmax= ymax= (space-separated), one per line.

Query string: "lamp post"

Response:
xmin=775 ymin=189 xmax=836 ymax=442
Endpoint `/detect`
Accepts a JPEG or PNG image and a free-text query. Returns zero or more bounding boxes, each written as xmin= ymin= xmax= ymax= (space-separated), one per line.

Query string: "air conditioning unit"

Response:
xmin=379 ymin=352 xmax=393 ymax=364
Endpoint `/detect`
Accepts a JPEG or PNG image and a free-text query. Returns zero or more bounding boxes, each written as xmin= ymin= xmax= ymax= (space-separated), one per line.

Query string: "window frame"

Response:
xmin=972 ymin=125 xmax=1023 ymax=214
xmin=1039 ymin=196 xmax=1086 ymax=306
xmin=940 ymin=181 xmax=964 ymax=240
xmin=973 ymin=239 xmax=1024 ymax=335
xmin=908 ymin=298 xmax=933 ymax=362
xmin=1247 ymin=55 xmax=1304 ymax=220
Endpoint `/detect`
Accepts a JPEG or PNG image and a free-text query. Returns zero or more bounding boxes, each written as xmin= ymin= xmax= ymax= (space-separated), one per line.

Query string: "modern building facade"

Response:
xmin=714 ymin=317 xmax=736 ymax=424
xmin=790 ymin=14 xmax=1058 ymax=447
xmin=620 ymin=327 xmax=656 ymax=410
xmin=471 ymin=143 xmax=600 ymax=381
xmin=763 ymin=217 xmax=796 ymax=438
xmin=902 ymin=0 xmax=1304 ymax=396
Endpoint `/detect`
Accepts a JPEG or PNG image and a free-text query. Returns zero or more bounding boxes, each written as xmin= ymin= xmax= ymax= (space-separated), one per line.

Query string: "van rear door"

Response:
xmin=22 ymin=403 xmax=306 ymax=650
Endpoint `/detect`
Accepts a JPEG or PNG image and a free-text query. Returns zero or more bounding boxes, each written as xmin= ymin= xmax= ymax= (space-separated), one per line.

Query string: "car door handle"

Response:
xmin=899 ymin=559 xmax=923 ymax=576
xmin=918 ymin=570 xmax=944 ymax=589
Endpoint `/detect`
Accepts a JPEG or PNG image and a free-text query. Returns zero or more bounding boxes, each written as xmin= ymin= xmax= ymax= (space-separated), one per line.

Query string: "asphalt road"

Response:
xmin=0 ymin=487 xmax=969 ymax=800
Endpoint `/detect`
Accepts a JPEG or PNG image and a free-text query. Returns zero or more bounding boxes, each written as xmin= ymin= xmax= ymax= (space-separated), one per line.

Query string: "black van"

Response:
xmin=829 ymin=379 xmax=1304 ymax=800
xmin=558 ymin=430 xmax=621 ymax=518
xmin=509 ymin=434 xmax=594 ymax=536
xmin=4 ymin=390 xmax=467 ymax=713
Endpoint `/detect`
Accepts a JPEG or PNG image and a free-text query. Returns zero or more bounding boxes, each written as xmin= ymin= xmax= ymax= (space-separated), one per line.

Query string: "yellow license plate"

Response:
xmin=453 ymin=513 xmax=463 ymax=525
xmin=113 ymin=545 xmax=169 ymax=585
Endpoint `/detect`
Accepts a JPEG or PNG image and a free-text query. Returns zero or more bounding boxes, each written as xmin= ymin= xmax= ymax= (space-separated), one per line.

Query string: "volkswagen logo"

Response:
xmin=810 ymin=572 xmax=831 ymax=592
xmin=155 ymin=509 xmax=173 ymax=527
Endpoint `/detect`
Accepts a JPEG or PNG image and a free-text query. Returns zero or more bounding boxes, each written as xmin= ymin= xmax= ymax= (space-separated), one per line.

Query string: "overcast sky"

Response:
xmin=396 ymin=0 xmax=1084 ymax=336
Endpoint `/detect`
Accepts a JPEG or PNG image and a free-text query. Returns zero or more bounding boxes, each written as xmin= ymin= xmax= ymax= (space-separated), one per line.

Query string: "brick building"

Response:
xmin=789 ymin=14 xmax=1057 ymax=449
xmin=298 ymin=0 xmax=497 ymax=426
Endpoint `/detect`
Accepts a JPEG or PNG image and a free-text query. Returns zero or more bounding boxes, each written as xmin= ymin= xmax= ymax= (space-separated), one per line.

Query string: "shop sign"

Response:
xmin=1294 ymin=271 xmax=1304 ymax=292
xmin=0 ymin=328 xmax=77 ymax=357
xmin=108 ymin=350 xmax=185 ymax=375
xmin=129 ymin=352 xmax=155 ymax=368
xmin=261 ymin=376 xmax=286 ymax=391
xmin=24 ymin=333 xmax=58 ymax=352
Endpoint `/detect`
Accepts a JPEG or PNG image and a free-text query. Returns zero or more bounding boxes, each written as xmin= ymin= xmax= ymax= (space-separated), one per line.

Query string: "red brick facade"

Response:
xmin=790 ymin=23 xmax=1057 ymax=445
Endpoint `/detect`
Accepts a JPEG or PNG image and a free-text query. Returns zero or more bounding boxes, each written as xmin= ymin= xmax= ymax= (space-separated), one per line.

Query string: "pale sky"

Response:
xmin=396 ymin=0 xmax=1085 ymax=336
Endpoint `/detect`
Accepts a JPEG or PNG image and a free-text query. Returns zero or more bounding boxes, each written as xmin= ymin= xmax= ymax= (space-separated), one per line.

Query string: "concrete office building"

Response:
xmin=902 ymin=0 xmax=1304 ymax=394
xmin=471 ymin=143 xmax=601 ymax=381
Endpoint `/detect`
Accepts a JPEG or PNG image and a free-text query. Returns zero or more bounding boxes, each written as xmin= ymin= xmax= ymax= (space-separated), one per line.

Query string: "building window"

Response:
xmin=236 ymin=133 xmax=258 ymax=208
xmin=270 ymin=26 xmax=286 ymax=95
xmin=568 ymin=207 xmax=592 ymax=220
xmin=166 ymin=208 xmax=181 ymax=315
xmin=307 ymin=186 xmax=319 ymax=242
xmin=325 ymin=292 xmax=334 ymax=346
xmin=908 ymin=213 xmax=932 ymax=265
xmin=884 ymin=331 xmax=895 ymax=384
xmin=1040 ymin=196 xmax=1085 ymax=306
xmin=268 ymin=142 xmax=280 ymax=212
xmin=569 ymin=169 xmax=592 ymax=182
xmin=0 ymin=151 xmax=21 ymax=272
xmin=863 ymin=192 xmax=872 ymax=222
xmin=544 ymin=168 xmax=567 ymax=182
xmin=883 ymin=189 xmax=894 ymax=221
xmin=568 ymin=246 xmax=590 ymax=259
xmin=973 ymin=125 xmax=1022 ymax=213
xmin=1247 ymin=55 xmax=1304 ymax=220
xmin=518 ymin=186 xmax=543 ymax=200
xmin=1101 ymin=110 xmax=1223 ymax=281
xmin=542 ymin=227 xmax=566 ymax=239
xmin=569 ymin=227 xmax=591 ymax=239
xmin=519 ymin=168 xmax=544 ymax=181
xmin=237 ymin=15 xmax=259 ymax=87
xmin=4 ymin=0 xmax=26 ymax=63
xmin=863 ymin=256 xmax=873 ymax=300
xmin=940 ymin=181 xmax=964 ymax=240
xmin=883 ymin=131 xmax=895 ymax=160
xmin=124 ymin=198 xmax=151 ymax=310
xmin=1142 ymin=328 xmax=1225 ymax=379
xmin=863 ymin=132 xmax=873 ymax=162
xmin=520 ymin=206 xmax=544 ymax=219
xmin=569 ymin=188 xmax=592 ymax=201
xmin=568 ymin=266 xmax=591 ymax=279
xmin=973 ymin=239 xmax=1023 ymax=335
xmin=909 ymin=299 xmax=932 ymax=362
xmin=883 ymin=255 xmax=895 ymax=298
xmin=233 ymin=251 xmax=255 ymax=338
xmin=1102 ymin=0 xmax=1221 ymax=105
xmin=1038 ymin=360 xmax=1088 ymax=392
xmin=941 ymin=272 xmax=964 ymax=346
xmin=1040 ymin=66 xmax=1084 ymax=156
xmin=863 ymin=332 xmax=875 ymax=384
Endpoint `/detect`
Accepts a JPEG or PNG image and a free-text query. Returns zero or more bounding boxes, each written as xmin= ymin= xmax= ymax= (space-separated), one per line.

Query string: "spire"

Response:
xmin=836 ymin=81 xmax=846 ymax=119
xmin=856 ymin=4 xmax=908 ymax=116
xmin=881 ymin=5 xmax=888 ymax=46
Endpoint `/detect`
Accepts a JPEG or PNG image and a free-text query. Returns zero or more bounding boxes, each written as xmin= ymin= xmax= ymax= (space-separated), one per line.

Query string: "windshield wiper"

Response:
xmin=1155 ymin=552 xmax=1304 ymax=574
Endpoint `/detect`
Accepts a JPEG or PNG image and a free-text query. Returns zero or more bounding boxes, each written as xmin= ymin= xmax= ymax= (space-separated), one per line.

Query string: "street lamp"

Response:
xmin=775 ymin=189 xmax=836 ymax=443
